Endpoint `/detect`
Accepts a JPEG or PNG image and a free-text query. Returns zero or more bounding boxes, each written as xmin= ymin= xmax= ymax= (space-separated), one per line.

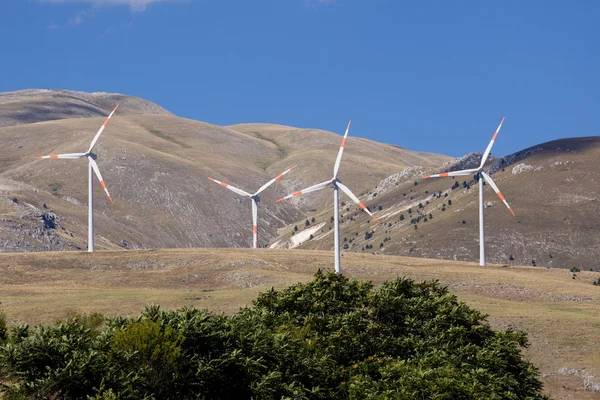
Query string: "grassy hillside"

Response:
xmin=0 ymin=249 xmax=599 ymax=399
xmin=292 ymin=136 xmax=600 ymax=269
xmin=3 ymin=89 xmax=600 ymax=269
xmin=0 ymin=90 xmax=450 ymax=251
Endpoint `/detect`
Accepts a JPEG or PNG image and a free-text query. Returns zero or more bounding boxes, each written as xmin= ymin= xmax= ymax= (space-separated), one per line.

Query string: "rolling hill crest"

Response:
xmin=0 ymin=89 xmax=448 ymax=252
xmin=1 ymin=89 xmax=598 ymax=270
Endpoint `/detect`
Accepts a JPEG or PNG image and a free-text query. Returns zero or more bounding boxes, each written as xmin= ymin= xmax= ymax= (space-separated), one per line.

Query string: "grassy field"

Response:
xmin=0 ymin=248 xmax=599 ymax=399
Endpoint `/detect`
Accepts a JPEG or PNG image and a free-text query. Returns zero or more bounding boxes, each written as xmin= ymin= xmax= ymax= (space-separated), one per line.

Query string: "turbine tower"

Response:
xmin=36 ymin=104 xmax=118 ymax=253
xmin=423 ymin=118 xmax=515 ymax=266
xmin=277 ymin=121 xmax=379 ymax=274
xmin=208 ymin=165 xmax=297 ymax=248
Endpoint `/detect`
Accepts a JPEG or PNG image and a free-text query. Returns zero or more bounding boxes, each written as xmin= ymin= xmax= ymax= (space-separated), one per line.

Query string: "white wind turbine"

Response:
xmin=36 ymin=104 xmax=118 ymax=253
xmin=277 ymin=121 xmax=379 ymax=274
xmin=423 ymin=118 xmax=515 ymax=266
xmin=208 ymin=165 xmax=297 ymax=248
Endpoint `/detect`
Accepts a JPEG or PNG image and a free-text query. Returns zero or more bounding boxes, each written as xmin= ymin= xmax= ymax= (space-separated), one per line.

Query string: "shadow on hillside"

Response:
xmin=0 ymin=102 xmax=104 ymax=127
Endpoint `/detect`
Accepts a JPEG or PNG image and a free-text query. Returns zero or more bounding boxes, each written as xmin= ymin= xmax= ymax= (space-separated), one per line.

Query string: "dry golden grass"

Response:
xmin=0 ymin=107 xmax=450 ymax=251
xmin=0 ymin=248 xmax=599 ymax=399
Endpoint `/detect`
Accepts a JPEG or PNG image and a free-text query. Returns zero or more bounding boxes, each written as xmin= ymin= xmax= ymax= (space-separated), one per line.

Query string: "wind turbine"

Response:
xmin=276 ymin=121 xmax=379 ymax=274
xmin=208 ymin=165 xmax=297 ymax=248
xmin=423 ymin=118 xmax=515 ymax=266
xmin=36 ymin=104 xmax=118 ymax=253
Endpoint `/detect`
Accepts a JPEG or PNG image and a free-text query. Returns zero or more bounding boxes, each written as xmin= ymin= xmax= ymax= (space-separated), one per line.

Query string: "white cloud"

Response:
xmin=69 ymin=8 xmax=95 ymax=24
xmin=38 ymin=0 xmax=177 ymax=12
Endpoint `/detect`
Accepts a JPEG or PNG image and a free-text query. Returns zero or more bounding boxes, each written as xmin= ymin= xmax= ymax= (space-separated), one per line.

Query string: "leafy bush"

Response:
xmin=0 ymin=311 xmax=6 ymax=343
xmin=0 ymin=272 xmax=548 ymax=399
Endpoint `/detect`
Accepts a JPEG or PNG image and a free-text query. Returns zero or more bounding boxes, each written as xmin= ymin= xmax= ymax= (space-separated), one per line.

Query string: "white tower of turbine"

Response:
xmin=36 ymin=104 xmax=118 ymax=252
xmin=423 ymin=118 xmax=515 ymax=266
xmin=208 ymin=165 xmax=297 ymax=248
xmin=277 ymin=121 xmax=379 ymax=274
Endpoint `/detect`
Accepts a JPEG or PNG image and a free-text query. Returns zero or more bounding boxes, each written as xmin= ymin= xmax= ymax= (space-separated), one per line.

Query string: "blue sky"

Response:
xmin=0 ymin=0 xmax=598 ymax=157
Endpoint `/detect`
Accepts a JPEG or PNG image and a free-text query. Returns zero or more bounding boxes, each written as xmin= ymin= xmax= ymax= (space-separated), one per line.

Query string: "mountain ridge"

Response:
xmin=0 ymin=89 xmax=450 ymax=252
xmin=1 ymin=89 xmax=599 ymax=270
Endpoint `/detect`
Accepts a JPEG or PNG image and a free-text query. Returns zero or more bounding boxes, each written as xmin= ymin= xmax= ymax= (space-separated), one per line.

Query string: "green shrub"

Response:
xmin=0 ymin=272 xmax=549 ymax=400
xmin=0 ymin=311 xmax=7 ymax=342
xmin=0 ymin=319 xmax=109 ymax=399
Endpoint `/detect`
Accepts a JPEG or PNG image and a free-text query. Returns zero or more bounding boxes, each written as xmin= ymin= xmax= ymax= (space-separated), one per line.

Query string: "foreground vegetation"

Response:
xmin=0 ymin=271 xmax=547 ymax=399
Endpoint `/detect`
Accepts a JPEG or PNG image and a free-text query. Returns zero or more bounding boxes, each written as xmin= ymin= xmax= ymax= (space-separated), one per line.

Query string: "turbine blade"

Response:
xmin=208 ymin=177 xmax=252 ymax=197
xmin=332 ymin=121 xmax=351 ymax=179
xmin=254 ymin=165 xmax=297 ymax=195
xmin=481 ymin=171 xmax=515 ymax=216
xmin=88 ymin=157 xmax=114 ymax=203
xmin=276 ymin=180 xmax=331 ymax=202
xmin=479 ymin=117 xmax=505 ymax=168
xmin=423 ymin=168 xmax=480 ymax=178
xmin=252 ymin=198 xmax=258 ymax=248
xmin=336 ymin=180 xmax=380 ymax=222
xmin=87 ymin=104 xmax=119 ymax=153
xmin=36 ymin=153 xmax=87 ymax=159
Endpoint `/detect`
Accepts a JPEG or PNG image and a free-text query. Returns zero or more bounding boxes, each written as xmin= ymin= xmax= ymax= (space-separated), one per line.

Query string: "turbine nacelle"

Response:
xmin=421 ymin=118 xmax=513 ymax=216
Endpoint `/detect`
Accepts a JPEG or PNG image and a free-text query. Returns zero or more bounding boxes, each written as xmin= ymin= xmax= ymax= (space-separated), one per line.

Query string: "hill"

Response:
xmin=0 ymin=249 xmax=598 ymax=399
xmin=0 ymin=89 xmax=172 ymax=127
xmin=0 ymin=89 xmax=449 ymax=251
xmin=289 ymin=136 xmax=600 ymax=269
xmin=3 ymin=88 xmax=600 ymax=269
